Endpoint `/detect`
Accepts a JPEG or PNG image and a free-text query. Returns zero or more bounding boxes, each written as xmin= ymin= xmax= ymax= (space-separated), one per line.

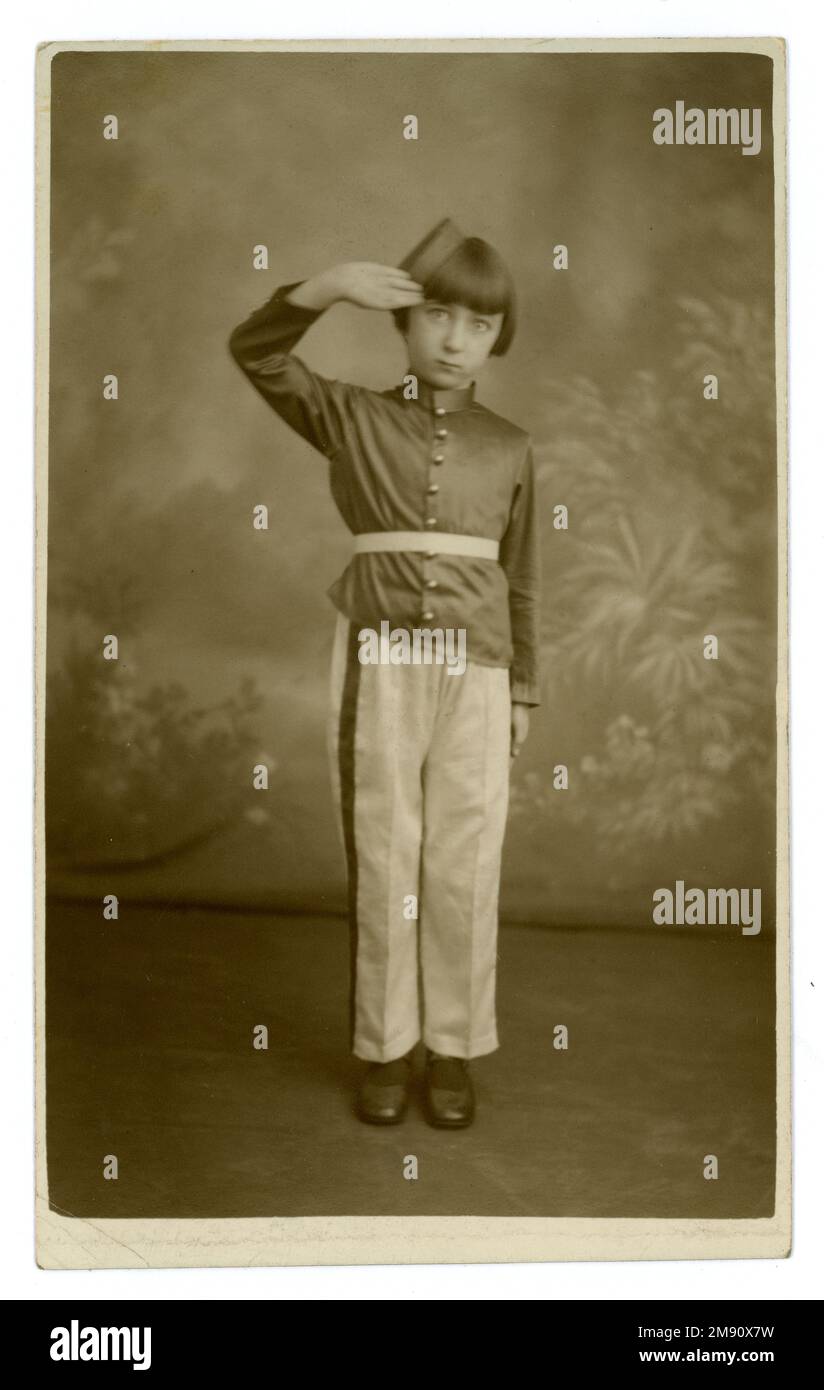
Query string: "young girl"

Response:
xmin=229 ymin=218 xmax=541 ymax=1128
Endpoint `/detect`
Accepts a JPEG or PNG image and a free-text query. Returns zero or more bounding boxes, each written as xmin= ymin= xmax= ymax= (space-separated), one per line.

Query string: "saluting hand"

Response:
xmin=287 ymin=262 xmax=425 ymax=313
xmin=332 ymin=262 xmax=425 ymax=310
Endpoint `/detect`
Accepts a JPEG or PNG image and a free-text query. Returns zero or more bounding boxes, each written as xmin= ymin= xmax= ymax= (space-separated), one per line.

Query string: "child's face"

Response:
xmin=403 ymin=300 xmax=504 ymax=390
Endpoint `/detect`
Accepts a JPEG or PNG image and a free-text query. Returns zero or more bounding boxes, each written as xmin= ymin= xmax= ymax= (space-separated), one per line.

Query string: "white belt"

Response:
xmin=353 ymin=530 xmax=500 ymax=561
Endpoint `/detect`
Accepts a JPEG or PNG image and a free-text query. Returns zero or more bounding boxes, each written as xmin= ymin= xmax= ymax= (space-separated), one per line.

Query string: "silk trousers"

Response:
xmin=327 ymin=614 xmax=512 ymax=1062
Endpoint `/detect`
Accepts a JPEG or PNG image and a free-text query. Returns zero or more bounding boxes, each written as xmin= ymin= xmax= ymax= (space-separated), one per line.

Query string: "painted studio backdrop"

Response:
xmin=46 ymin=51 xmax=777 ymax=930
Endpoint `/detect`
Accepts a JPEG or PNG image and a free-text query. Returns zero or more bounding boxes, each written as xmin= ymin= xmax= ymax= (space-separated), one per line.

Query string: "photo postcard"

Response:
xmin=34 ymin=35 xmax=789 ymax=1269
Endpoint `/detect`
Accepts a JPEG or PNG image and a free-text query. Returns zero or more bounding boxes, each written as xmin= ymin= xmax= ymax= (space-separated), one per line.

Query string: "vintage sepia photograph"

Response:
xmin=35 ymin=36 xmax=789 ymax=1268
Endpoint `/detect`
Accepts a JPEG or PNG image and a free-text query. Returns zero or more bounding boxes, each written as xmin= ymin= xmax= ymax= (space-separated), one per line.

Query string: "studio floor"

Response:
xmin=44 ymin=900 xmax=776 ymax=1220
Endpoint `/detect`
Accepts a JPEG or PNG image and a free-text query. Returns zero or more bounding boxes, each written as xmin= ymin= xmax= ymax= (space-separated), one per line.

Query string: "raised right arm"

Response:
xmin=227 ymin=279 xmax=353 ymax=459
xmin=228 ymin=263 xmax=424 ymax=460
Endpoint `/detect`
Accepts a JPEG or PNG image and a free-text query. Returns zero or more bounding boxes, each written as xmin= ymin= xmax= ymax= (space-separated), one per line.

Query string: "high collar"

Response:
xmin=406 ymin=374 xmax=477 ymax=413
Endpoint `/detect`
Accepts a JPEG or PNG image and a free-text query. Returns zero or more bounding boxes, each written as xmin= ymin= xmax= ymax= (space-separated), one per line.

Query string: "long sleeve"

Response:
xmin=228 ymin=280 xmax=358 ymax=459
xmin=499 ymin=443 xmax=542 ymax=707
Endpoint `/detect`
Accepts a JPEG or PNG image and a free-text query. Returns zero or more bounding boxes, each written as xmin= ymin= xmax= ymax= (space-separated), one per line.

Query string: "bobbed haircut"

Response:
xmin=392 ymin=236 xmax=517 ymax=357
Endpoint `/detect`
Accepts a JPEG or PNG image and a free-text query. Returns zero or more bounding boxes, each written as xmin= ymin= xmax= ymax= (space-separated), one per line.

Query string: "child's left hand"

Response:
xmin=510 ymin=702 xmax=531 ymax=761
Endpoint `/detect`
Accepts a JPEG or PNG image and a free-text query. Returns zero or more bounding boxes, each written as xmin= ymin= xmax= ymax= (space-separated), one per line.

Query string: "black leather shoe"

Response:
xmin=423 ymin=1049 xmax=475 ymax=1128
xmin=355 ymin=1053 xmax=413 ymax=1124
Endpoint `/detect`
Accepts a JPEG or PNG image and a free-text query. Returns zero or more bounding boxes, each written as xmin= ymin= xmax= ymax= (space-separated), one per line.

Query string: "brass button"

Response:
xmin=427 ymin=483 xmax=439 ymax=495
xmin=425 ymin=550 xmax=436 ymax=560
xmin=434 ymin=406 xmax=446 ymax=417
xmin=435 ymin=428 xmax=447 ymax=439
xmin=432 ymin=453 xmax=445 ymax=464
xmin=422 ymin=611 xmax=434 ymax=622
xmin=426 ymin=579 xmax=438 ymax=589
xmin=425 ymin=517 xmax=437 ymax=528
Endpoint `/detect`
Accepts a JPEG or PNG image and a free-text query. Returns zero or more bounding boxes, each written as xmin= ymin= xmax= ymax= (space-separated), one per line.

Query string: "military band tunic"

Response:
xmin=228 ymin=281 xmax=542 ymax=707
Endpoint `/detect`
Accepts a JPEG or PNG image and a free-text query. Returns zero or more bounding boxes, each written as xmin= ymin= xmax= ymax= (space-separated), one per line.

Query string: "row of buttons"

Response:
xmin=422 ymin=414 xmax=449 ymax=620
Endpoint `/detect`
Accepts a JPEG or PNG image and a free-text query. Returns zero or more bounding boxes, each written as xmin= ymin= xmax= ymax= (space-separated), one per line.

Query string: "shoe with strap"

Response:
xmin=423 ymin=1048 xmax=475 ymax=1128
xmin=356 ymin=1051 xmax=414 ymax=1124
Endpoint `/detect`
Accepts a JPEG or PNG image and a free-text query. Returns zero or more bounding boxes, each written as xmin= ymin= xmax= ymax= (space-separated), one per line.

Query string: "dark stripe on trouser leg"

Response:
xmin=337 ymin=621 xmax=362 ymax=1053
